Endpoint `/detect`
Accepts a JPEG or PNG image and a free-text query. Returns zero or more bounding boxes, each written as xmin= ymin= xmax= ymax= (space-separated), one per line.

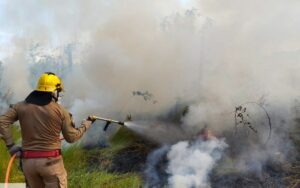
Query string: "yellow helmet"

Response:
xmin=36 ymin=72 xmax=64 ymax=92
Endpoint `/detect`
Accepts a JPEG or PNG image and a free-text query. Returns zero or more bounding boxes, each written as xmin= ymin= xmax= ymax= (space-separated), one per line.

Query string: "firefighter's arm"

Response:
xmin=61 ymin=108 xmax=92 ymax=143
xmin=0 ymin=105 xmax=18 ymax=147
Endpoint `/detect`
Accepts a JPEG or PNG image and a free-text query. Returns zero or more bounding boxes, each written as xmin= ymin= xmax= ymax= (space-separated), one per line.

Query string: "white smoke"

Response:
xmin=144 ymin=138 xmax=228 ymax=188
xmin=167 ymin=139 xmax=227 ymax=188
xmin=144 ymin=145 xmax=170 ymax=188
xmin=1 ymin=0 xmax=299 ymax=121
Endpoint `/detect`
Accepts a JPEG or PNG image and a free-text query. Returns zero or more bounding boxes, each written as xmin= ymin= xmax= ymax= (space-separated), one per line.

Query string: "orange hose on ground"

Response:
xmin=5 ymin=153 xmax=17 ymax=188
xmin=5 ymin=138 xmax=64 ymax=187
xmin=4 ymin=138 xmax=64 ymax=188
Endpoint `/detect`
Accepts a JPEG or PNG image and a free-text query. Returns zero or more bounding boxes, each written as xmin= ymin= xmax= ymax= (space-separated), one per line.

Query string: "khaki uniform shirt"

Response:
xmin=0 ymin=101 xmax=91 ymax=150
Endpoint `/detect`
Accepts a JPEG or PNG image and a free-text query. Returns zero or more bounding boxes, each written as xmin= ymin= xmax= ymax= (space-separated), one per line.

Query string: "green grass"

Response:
xmin=68 ymin=169 xmax=141 ymax=188
xmin=110 ymin=127 xmax=141 ymax=147
xmin=64 ymin=127 xmax=143 ymax=188
xmin=64 ymin=145 xmax=142 ymax=188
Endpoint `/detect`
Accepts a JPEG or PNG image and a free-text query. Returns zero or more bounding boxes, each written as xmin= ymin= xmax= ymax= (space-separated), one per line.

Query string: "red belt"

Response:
xmin=22 ymin=150 xmax=61 ymax=158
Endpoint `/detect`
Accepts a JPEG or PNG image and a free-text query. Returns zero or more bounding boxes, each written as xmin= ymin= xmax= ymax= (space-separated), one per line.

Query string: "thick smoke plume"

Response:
xmin=0 ymin=0 xmax=300 ymax=187
xmin=144 ymin=138 xmax=228 ymax=188
xmin=1 ymin=1 xmax=299 ymax=119
xmin=167 ymin=139 xmax=227 ymax=188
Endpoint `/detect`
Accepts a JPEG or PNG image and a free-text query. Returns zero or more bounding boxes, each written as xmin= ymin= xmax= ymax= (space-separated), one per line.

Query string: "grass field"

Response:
xmin=2 ymin=122 xmax=299 ymax=187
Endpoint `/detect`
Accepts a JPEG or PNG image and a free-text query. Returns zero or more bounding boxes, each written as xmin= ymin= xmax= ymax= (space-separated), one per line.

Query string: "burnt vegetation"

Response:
xmin=82 ymin=101 xmax=300 ymax=188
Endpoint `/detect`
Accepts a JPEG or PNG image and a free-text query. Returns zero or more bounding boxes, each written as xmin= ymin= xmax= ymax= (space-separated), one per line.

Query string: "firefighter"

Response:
xmin=0 ymin=72 xmax=96 ymax=188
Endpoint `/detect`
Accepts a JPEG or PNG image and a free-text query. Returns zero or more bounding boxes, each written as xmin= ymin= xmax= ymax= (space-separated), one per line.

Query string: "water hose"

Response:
xmin=5 ymin=153 xmax=17 ymax=188
xmin=5 ymin=139 xmax=64 ymax=187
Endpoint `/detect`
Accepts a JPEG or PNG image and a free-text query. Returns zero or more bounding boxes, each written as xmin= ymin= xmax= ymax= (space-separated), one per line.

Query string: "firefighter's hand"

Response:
xmin=87 ymin=115 xmax=97 ymax=123
xmin=7 ymin=144 xmax=22 ymax=157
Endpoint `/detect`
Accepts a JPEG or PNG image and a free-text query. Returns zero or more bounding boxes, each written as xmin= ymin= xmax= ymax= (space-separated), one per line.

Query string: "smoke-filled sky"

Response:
xmin=0 ymin=0 xmax=299 ymax=130
xmin=1 ymin=2 xmax=300 ymax=186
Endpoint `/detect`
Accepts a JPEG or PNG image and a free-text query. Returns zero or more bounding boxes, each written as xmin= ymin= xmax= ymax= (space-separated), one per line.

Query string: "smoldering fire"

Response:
xmin=0 ymin=0 xmax=299 ymax=187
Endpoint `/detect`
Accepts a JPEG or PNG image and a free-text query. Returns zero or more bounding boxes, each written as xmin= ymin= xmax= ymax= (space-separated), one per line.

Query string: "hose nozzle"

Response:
xmin=90 ymin=115 xmax=125 ymax=131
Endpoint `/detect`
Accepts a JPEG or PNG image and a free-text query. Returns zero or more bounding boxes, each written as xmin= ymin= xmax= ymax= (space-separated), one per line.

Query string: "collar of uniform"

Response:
xmin=25 ymin=91 xmax=53 ymax=106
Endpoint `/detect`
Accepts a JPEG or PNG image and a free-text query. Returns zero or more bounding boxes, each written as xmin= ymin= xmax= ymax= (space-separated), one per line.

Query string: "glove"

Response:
xmin=87 ymin=115 xmax=97 ymax=123
xmin=81 ymin=120 xmax=92 ymax=130
xmin=7 ymin=144 xmax=22 ymax=157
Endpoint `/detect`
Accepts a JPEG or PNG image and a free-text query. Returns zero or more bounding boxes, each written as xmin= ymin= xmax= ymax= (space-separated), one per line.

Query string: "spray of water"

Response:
xmin=125 ymin=121 xmax=189 ymax=144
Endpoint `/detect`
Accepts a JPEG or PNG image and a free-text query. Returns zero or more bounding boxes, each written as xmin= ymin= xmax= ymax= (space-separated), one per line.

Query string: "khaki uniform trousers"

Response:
xmin=22 ymin=156 xmax=67 ymax=188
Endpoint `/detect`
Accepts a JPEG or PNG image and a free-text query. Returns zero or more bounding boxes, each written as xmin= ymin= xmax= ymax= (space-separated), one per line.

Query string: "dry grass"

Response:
xmin=284 ymin=122 xmax=300 ymax=188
